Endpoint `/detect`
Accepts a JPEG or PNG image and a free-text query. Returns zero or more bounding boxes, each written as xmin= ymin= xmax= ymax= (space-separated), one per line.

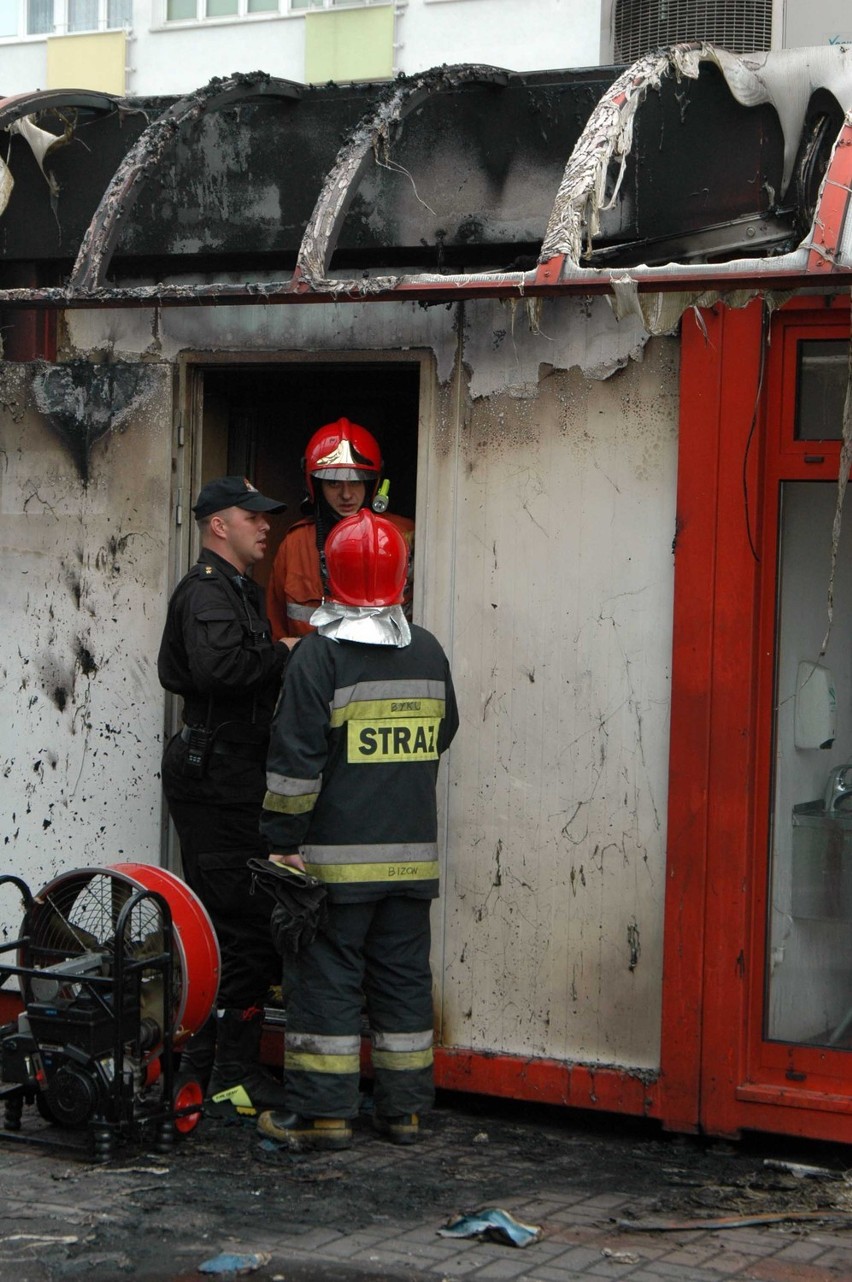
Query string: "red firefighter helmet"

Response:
xmin=303 ymin=418 xmax=383 ymax=501
xmin=324 ymin=510 xmax=408 ymax=607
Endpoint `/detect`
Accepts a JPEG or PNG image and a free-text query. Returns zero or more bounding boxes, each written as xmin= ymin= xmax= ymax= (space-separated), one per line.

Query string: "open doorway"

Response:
xmin=200 ymin=360 xmax=422 ymax=591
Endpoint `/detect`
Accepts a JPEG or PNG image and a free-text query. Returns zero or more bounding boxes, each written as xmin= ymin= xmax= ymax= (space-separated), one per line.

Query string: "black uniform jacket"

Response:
xmin=261 ymin=624 xmax=458 ymax=902
xmin=158 ymin=547 xmax=287 ymax=803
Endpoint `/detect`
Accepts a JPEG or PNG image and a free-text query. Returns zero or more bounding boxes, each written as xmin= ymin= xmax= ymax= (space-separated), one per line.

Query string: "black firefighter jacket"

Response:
xmin=261 ymin=624 xmax=459 ymax=902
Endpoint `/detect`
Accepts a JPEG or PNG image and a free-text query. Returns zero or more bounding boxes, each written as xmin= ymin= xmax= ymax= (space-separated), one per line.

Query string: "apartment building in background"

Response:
xmin=0 ymin=0 xmax=848 ymax=99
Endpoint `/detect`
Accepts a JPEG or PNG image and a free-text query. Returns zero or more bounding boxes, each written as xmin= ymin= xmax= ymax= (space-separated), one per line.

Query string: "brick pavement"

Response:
xmin=1 ymin=1100 xmax=851 ymax=1282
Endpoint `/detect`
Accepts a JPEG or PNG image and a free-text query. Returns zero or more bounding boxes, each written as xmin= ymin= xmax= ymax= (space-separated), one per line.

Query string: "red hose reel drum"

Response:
xmin=21 ymin=862 xmax=220 ymax=1059
xmin=115 ymin=863 xmax=220 ymax=1046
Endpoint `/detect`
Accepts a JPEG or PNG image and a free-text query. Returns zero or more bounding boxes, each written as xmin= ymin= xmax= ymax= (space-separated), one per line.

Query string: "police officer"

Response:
xmin=257 ymin=509 xmax=458 ymax=1151
xmin=158 ymin=476 xmax=292 ymax=1118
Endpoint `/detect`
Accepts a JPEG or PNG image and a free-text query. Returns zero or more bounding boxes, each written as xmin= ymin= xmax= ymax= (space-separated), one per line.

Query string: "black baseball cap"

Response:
xmin=192 ymin=476 xmax=287 ymax=520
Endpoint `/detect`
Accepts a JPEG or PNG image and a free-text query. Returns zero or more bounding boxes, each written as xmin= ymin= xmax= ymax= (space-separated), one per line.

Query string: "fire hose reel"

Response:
xmin=0 ymin=863 xmax=220 ymax=1160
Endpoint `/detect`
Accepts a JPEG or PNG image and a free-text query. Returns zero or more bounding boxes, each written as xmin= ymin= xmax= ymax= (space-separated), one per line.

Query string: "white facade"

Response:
xmin=0 ymin=293 xmax=676 ymax=1071
xmin=1 ymin=0 xmax=850 ymax=100
xmin=0 ymin=0 xmax=605 ymax=98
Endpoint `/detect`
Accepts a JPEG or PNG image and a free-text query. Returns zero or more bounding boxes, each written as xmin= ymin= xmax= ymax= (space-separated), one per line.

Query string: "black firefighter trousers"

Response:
xmin=284 ymin=896 xmax=435 ymax=1121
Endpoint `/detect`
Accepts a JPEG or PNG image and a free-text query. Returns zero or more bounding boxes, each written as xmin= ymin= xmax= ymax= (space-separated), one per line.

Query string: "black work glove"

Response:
xmin=247 ymin=858 xmax=328 ymax=956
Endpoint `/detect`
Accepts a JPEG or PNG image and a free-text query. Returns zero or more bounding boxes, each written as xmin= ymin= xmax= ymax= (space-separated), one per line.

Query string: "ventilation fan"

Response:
xmin=0 ymin=863 xmax=220 ymax=1160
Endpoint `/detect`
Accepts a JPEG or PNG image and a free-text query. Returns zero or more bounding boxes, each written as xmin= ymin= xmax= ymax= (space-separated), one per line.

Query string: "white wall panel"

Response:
xmin=26 ymin=292 xmax=674 ymax=1071
xmin=0 ymin=362 xmax=173 ymax=927
xmin=434 ymin=338 xmax=678 ymax=1069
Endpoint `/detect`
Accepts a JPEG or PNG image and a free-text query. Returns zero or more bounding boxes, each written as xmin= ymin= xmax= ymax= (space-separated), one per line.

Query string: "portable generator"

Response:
xmin=0 ymin=863 xmax=220 ymax=1161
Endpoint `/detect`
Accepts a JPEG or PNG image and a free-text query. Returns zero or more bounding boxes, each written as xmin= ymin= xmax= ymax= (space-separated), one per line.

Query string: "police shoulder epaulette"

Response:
xmin=188 ymin=562 xmax=218 ymax=581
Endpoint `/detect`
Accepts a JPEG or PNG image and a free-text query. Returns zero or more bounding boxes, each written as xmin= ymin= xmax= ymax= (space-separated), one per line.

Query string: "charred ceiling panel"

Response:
xmin=114 ymin=69 xmax=614 ymax=275
xmin=317 ymin=73 xmax=606 ymax=272
xmin=1 ymin=48 xmax=852 ymax=313
xmin=124 ymin=89 xmax=368 ymax=263
xmin=72 ymin=75 xmax=304 ymax=292
xmin=590 ymin=61 xmax=789 ymax=267
xmin=0 ymin=96 xmax=151 ymax=261
xmin=0 ymin=69 xmax=618 ymax=278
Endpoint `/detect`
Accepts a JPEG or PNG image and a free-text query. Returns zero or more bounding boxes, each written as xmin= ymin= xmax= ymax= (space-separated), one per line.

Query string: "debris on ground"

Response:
xmin=3 ymin=1091 xmax=852 ymax=1281
xmin=438 ymin=1206 xmax=542 ymax=1247
xmin=617 ymin=1210 xmax=852 ymax=1231
xmin=197 ymin=1251 xmax=272 ymax=1275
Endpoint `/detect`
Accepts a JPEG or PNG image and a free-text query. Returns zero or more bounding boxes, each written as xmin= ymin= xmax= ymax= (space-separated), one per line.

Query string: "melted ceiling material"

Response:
xmin=0 ymin=45 xmax=851 ymax=326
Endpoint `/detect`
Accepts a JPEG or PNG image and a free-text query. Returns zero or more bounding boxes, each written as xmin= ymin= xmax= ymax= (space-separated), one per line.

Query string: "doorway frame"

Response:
xmin=163 ymin=345 xmax=440 ymax=874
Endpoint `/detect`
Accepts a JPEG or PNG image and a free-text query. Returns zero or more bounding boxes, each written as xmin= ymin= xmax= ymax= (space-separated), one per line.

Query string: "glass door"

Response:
xmin=749 ymin=321 xmax=852 ymax=1096
xmin=766 ymin=480 xmax=852 ymax=1050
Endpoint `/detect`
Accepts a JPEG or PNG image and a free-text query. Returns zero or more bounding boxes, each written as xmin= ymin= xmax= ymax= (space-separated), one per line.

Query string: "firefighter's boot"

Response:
xmin=372 ymin=1112 xmax=420 ymax=1145
xmin=206 ymin=1008 xmax=288 ymax=1119
xmin=176 ymin=1014 xmax=217 ymax=1092
xmin=257 ymin=1110 xmax=353 ymax=1151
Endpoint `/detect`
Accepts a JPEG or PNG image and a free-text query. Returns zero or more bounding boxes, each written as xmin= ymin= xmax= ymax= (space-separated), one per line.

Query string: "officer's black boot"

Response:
xmin=206 ymin=1008 xmax=288 ymax=1119
xmin=176 ymin=1014 xmax=217 ymax=1092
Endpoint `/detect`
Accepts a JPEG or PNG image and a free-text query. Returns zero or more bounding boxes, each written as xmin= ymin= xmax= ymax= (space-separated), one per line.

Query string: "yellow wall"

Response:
xmin=304 ymin=5 xmax=394 ymax=84
xmin=46 ymin=30 xmax=127 ymax=94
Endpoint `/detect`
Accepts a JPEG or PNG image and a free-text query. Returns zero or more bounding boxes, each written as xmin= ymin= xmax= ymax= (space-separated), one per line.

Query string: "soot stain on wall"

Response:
xmin=31 ymin=362 xmax=159 ymax=481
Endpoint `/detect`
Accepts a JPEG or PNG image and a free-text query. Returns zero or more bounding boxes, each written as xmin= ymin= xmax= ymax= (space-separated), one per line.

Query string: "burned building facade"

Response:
xmin=2 ymin=46 xmax=852 ymax=1142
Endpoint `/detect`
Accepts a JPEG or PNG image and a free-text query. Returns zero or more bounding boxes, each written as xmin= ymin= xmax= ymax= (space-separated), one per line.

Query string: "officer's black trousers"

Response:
xmin=165 ymin=794 xmax=281 ymax=1011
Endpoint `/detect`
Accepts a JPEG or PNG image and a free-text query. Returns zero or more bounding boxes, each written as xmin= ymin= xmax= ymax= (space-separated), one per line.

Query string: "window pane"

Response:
xmin=290 ymin=0 xmax=324 ymax=9
xmin=69 ymin=0 xmax=98 ymax=29
xmin=766 ymin=482 xmax=852 ymax=1049
xmin=27 ymin=0 xmax=53 ymax=34
xmin=248 ymin=0 xmax=277 ymax=10
xmin=796 ymin=340 xmax=848 ymax=441
xmin=206 ymin=0 xmax=238 ymax=14
xmin=108 ymin=0 xmax=131 ymax=24
xmin=167 ymin=0 xmax=196 ymax=18
xmin=0 ymin=0 xmax=18 ymax=36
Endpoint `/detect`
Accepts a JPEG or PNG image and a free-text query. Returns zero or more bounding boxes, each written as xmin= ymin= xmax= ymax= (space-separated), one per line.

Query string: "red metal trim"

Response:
xmin=694 ymin=303 xmax=766 ymax=1141
xmin=259 ymin=1022 xmax=659 ymax=1117
xmin=728 ymin=1089 xmax=852 ymax=1143
xmin=532 ymin=255 xmax=565 ymax=286
xmin=736 ymin=1083 xmax=852 ymax=1117
xmin=0 ymin=265 xmax=850 ymax=310
xmin=658 ymin=305 xmax=726 ymax=1134
xmin=433 ymin=1049 xmax=659 ymax=1118
xmin=807 ymin=118 xmax=852 ymax=274
xmin=661 ymin=303 xmax=768 ymax=1139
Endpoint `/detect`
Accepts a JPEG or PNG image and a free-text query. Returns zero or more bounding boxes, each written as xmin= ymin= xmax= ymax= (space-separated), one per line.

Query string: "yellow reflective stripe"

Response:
xmin=287 ymin=1033 xmax=359 ymax=1055
xmin=266 ymin=771 xmax=321 ymax=796
xmin=372 ymin=1029 xmax=433 ymax=1052
xmin=285 ymin=1051 xmax=361 ymax=1074
xmin=330 ymin=697 xmax=445 ymax=728
xmin=263 ymin=790 xmax=317 ymax=815
xmin=303 ymin=860 xmax=440 ymax=884
xmin=372 ymin=1048 xmax=434 ymax=1070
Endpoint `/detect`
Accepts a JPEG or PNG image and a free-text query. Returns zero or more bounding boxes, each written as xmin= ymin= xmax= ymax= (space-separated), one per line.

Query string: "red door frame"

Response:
xmin=661 ymin=297 xmax=852 ymax=1142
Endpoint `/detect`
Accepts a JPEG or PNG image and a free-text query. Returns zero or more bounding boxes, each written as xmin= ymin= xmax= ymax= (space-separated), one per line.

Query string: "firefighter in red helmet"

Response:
xmin=258 ymin=510 xmax=458 ymax=1151
xmin=265 ymin=418 xmax=415 ymax=642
